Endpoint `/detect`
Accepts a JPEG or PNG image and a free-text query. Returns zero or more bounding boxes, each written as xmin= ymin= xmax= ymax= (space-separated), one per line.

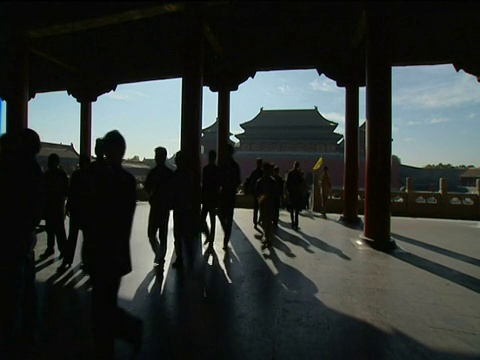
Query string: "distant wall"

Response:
xmin=398 ymin=165 xmax=464 ymax=191
xmin=203 ymin=152 xmax=401 ymax=190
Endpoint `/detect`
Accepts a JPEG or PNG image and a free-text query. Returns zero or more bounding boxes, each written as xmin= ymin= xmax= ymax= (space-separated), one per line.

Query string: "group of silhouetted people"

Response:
xmin=0 ymin=126 xmax=334 ymax=359
xmin=244 ymin=158 xmax=331 ymax=249
xmin=145 ymin=144 xmax=241 ymax=270
xmin=0 ymin=129 xmax=142 ymax=360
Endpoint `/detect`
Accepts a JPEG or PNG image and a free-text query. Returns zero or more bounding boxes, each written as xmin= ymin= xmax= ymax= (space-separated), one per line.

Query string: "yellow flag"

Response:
xmin=313 ymin=157 xmax=323 ymax=171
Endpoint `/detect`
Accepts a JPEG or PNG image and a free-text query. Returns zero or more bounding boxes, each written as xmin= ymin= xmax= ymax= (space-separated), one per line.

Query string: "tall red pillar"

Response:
xmin=80 ymin=101 xmax=92 ymax=158
xmin=341 ymin=84 xmax=360 ymax=224
xmin=180 ymin=8 xmax=204 ymax=234
xmin=6 ymin=36 xmax=29 ymax=134
xmin=363 ymin=10 xmax=396 ymax=250
xmin=217 ymin=87 xmax=230 ymax=167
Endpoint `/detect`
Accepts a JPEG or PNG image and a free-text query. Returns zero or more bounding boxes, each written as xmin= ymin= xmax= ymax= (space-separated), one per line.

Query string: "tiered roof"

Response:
xmin=235 ymin=107 xmax=342 ymax=142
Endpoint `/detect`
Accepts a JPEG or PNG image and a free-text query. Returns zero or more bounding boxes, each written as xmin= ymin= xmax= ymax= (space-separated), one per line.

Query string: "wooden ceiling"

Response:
xmin=1 ymin=1 xmax=479 ymax=98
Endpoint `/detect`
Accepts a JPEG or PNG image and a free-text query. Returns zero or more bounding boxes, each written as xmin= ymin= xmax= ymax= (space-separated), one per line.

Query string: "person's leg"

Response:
xmin=44 ymin=217 xmax=55 ymax=255
xmin=290 ymin=208 xmax=295 ymax=228
xmin=147 ymin=207 xmax=159 ymax=255
xmin=173 ymin=211 xmax=183 ymax=266
xmin=64 ymin=216 xmax=80 ymax=265
xmin=91 ymin=274 xmax=119 ymax=360
xmin=53 ymin=214 xmax=68 ymax=258
xmin=322 ymin=193 xmax=328 ymax=217
xmin=200 ymin=205 xmax=209 ymax=238
xmin=155 ymin=209 xmax=169 ymax=264
xmin=224 ymin=207 xmax=234 ymax=247
xmin=264 ymin=214 xmax=273 ymax=247
xmin=208 ymin=208 xmax=216 ymax=244
xmin=294 ymin=209 xmax=299 ymax=229
xmin=274 ymin=199 xmax=280 ymax=226
xmin=253 ymin=198 xmax=259 ymax=226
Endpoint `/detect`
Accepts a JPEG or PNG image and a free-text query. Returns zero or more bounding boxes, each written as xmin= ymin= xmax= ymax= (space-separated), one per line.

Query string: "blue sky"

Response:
xmin=1 ymin=64 xmax=479 ymax=167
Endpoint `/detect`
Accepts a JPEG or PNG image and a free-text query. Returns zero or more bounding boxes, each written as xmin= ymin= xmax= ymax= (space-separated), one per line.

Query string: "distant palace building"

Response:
xmin=200 ymin=107 xmax=392 ymax=189
xmin=37 ymin=142 xmax=151 ymax=181
xmin=235 ymin=107 xmax=342 ymax=154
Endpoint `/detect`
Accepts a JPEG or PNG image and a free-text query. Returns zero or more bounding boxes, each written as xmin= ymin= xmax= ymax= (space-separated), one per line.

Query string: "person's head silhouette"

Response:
xmin=48 ymin=153 xmax=60 ymax=170
xmin=175 ymin=150 xmax=185 ymax=170
xmin=103 ymin=130 xmax=126 ymax=166
xmin=208 ymin=149 xmax=217 ymax=164
xmin=94 ymin=138 xmax=105 ymax=159
xmin=154 ymin=147 xmax=167 ymax=166
xmin=19 ymin=128 xmax=41 ymax=158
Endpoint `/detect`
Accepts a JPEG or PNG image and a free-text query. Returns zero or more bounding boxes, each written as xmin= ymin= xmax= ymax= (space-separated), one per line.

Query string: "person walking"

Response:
xmin=246 ymin=158 xmax=263 ymax=228
xmin=255 ymin=163 xmax=277 ymax=249
xmin=83 ymin=130 xmax=142 ymax=360
xmin=40 ymin=153 xmax=69 ymax=259
xmin=218 ymin=144 xmax=241 ymax=249
xmin=272 ymin=165 xmax=284 ymax=227
xmin=144 ymin=146 xmax=174 ymax=267
xmin=0 ymin=129 xmax=44 ymax=359
xmin=200 ymin=149 xmax=222 ymax=246
xmin=58 ymin=154 xmax=91 ymax=272
xmin=171 ymin=150 xmax=193 ymax=268
xmin=319 ymin=166 xmax=332 ymax=218
xmin=285 ymin=161 xmax=304 ymax=230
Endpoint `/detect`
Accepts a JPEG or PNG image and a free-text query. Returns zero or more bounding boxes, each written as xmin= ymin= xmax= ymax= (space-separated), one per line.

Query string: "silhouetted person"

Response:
xmin=144 ymin=146 xmax=173 ymax=267
xmin=319 ymin=166 xmax=332 ymax=218
xmin=272 ymin=165 xmax=284 ymax=226
xmin=83 ymin=130 xmax=142 ymax=360
xmin=246 ymin=158 xmax=263 ymax=228
xmin=90 ymin=137 xmax=107 ymax=174
xmin=255 ymin=163 xmax=276 ymax=249
xmin=172 ymin=150 xmax=193 ymax=268
xmin=58 ymin=154 xmax=91 ymax=272
xmin=218 ymin=144 xmax=241 ymax=249
xmin=200 ymin=149 xmax=222 ymax=246
xmin=286 ymin=161 xmax=304 ymax=230
xmin=0 ymin=129 xmax=44 ymax=360
xmin=40 ymin=153 xmax=68 ymax=259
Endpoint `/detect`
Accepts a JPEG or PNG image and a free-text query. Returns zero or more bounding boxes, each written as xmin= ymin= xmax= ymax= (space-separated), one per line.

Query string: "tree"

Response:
xmin=129 ymin=155 xmax=141 ymax=162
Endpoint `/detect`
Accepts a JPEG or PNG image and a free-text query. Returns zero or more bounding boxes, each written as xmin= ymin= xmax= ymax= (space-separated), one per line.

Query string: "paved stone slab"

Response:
xmin=32 ymin=204 xmax=480 ymax=359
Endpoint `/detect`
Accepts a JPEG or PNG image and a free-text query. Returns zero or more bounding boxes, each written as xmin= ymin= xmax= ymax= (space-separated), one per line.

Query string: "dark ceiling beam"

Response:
xmin=203 ymin=22 xmax=224 ymax=57
xmin=351 ymin=10 xmax=366 ymax=49
xmin=30 ymin=46 xmax=80 ymax=73
xmin=26 ymin=2 xmax=187 ymax=39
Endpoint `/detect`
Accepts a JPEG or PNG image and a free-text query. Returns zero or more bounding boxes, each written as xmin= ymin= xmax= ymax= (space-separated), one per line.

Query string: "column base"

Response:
xmin=359 ymin=234 xmax=397 ymax=252
xmin=338 ymin=215 xmax=363 ymax=229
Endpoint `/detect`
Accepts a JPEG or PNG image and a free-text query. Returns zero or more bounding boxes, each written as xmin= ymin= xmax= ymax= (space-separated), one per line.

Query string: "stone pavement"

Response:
xmin=33 ymin=204 xmax=480 ymax=359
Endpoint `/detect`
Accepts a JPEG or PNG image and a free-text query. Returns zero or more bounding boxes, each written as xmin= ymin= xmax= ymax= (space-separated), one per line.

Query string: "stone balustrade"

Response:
xmin=234 ymin=178 xmax=480 ymax=221
xmin=310 ymin=177 xmax=480 ymax=221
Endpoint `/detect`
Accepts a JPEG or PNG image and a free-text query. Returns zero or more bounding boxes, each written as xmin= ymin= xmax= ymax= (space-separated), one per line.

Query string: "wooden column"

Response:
xmin=6 ymin=36 xmax=29 ymax=134
xmin=217 ymin=87 xmax=230 ymax=167
xmin=363 ymin=11 xmax=395 ymax=250
xmin=180 ymin=9 xmax=204 ymax=234
xmin=341 ymin=84 xmax=360 ymax=224
xmin=80 ymin=101 xmax=92 ymax=158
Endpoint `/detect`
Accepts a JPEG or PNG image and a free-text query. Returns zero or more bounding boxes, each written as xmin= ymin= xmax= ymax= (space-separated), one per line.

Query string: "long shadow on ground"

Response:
xmin=34 ymin=220 xmax=480 ymax=359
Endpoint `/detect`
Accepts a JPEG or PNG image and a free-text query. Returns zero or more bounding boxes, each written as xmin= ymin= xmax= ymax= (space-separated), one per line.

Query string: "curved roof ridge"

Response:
xmin=239 ymin=107 xmax=340 ymax=130
xmin=202 ymin=118 xmax=233 ymax=136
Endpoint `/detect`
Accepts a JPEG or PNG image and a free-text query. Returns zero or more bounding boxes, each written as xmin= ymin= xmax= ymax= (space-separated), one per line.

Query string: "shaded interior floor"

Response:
xmin=33 ymin=205 xmax=480 ymax=360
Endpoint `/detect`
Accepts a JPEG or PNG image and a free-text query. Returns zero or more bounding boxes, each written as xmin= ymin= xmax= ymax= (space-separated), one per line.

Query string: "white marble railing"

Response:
xmin=311 ymin=186 xmax=480 ymax=220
